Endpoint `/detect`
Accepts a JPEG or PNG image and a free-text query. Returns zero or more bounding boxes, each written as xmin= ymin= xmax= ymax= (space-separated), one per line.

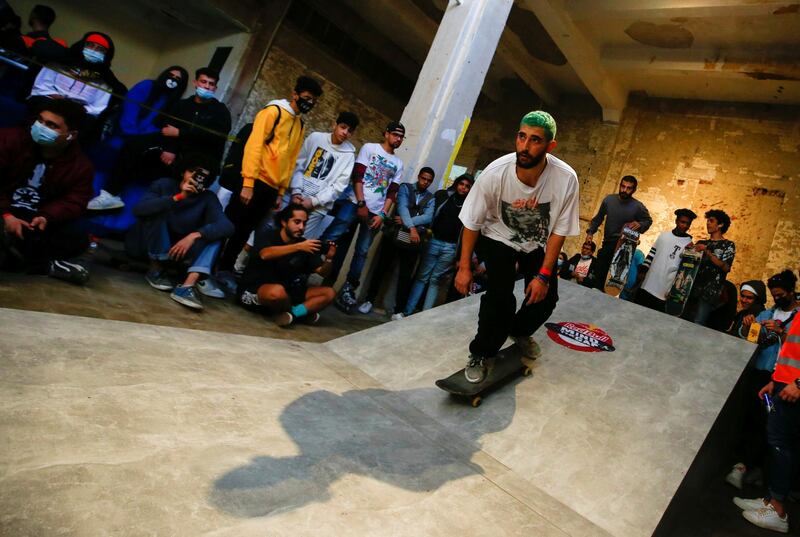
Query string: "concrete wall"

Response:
xmin=235 ymin=30 xmax=394 ymax=148
xmin=457 ymin=95 xmax=800 ymax=289
xmin=8 ymin=0 xmax=248 ymax=96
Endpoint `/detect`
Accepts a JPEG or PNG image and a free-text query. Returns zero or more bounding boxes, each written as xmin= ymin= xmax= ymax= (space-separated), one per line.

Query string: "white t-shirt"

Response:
xmin=574 ymin=256 xmax=592 ymax=278
xmin=347 ymin=143 xmax=404 ymax=214
xmin=640 ymin=230 xmax=693 ymax=300
xmin=459 ymin=152 xmax=580 ymax=252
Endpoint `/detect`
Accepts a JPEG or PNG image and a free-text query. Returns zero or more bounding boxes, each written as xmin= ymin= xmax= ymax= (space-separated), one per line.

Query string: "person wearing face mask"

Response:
xmin=89 ymin=67 xmax=230 ymax=211
xmin=117 ymin=66 xmax=189 ymax=138
xmin=559 ymin=240 xmax=597 ymax=285
xmin=29 ymin=31 xmax=125 ymax=118
xmin=725 ymin=270 xmax=799 ymax=500
xmin=0 ymin=99 xmax=93 ymax=283
xmin=583 ymin=175 xmax=652 ymax=291
xmin=217 ymin=76 xmax=322 ymax=272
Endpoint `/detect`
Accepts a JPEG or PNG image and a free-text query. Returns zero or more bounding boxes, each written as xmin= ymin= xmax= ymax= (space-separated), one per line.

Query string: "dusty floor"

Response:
xmin=0 ymin=259 xmax=385 ymax=344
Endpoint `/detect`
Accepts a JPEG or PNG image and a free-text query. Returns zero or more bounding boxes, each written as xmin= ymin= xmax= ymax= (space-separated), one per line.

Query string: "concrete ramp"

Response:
xmin=326 ymin=280 xmax=755 ymax=537
xmin=0 ymin=280 xmax=754 ymax=537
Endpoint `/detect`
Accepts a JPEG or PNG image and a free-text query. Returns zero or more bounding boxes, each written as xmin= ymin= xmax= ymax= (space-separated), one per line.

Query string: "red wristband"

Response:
xmin=539 ymin=266 xmax=552 ymax=278
xmin=173 ymin=193 xmax=186 ymax=202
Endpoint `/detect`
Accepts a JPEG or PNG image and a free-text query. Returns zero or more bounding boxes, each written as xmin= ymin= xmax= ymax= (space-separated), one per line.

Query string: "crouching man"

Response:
xmin=125 ymin=153 xmax=234 ymax=310
xmin=238 ymin=203 xmax=336 ymax=326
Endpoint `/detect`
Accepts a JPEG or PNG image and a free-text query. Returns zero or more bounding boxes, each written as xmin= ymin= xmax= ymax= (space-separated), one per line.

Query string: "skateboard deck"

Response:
xmin=664 ymin=248 xmax=703 ymax=316
xmin=604 ymin=227 xmax=641 ymax=297
xmin=435 ymin=344 xmax=534 ymax=407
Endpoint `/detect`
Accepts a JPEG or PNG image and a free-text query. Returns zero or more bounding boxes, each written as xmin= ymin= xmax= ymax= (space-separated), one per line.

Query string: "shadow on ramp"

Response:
xmin=209 ymin=384 xmax=521 ymax=517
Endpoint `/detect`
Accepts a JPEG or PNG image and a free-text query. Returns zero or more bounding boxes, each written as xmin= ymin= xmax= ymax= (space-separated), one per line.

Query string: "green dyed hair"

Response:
xmin=520 ymin=110 xmax=557 ymax=141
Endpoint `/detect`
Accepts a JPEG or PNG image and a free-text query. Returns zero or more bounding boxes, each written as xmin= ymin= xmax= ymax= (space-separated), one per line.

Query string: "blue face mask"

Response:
xmin=82 ymin=48 xmax=105 ymax=64
xmin=196 ymin=87 xmax=215 ymax=100
xmin=30 ymin=121 xmax=61 ymax=146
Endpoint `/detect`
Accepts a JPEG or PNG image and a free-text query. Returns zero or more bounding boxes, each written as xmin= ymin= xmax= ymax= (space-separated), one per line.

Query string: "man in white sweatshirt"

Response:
xmin=289 ymin=112 xmax=359 ymax=239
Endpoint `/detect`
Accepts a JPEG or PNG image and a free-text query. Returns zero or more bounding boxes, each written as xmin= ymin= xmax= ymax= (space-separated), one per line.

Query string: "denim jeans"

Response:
xmin=321 ymin=200 xmax=378 ymax=287
xmin=146 ymin=218 xmax=221 ymax=276
xmin=404 ymin=237 xmax=457 ymax=315
xmin=690 ymin=298 xmax=716 ymax=326
xmin=766 ymin=383 xmax=800 ymax=503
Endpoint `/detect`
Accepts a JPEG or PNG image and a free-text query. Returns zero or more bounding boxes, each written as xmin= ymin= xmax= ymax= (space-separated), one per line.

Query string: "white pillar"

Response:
xmin=397 ymin=0 xmax=513 ymax=188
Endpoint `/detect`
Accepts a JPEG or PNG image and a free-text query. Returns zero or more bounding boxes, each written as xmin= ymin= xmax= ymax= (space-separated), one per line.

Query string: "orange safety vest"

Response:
xmin=773 ymin=318 xmax=800 ymax=384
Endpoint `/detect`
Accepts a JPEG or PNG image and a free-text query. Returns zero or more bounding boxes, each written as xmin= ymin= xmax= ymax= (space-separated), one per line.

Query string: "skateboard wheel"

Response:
xmin=471 ymin=396 xmax=482 ymax=407
xmin=523 ymin=367 xmax=532 ymax=377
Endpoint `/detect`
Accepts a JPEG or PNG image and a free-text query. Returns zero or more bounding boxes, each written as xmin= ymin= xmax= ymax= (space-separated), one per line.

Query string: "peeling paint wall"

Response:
xmin=459 ymin=96 xmax=800 ymax=287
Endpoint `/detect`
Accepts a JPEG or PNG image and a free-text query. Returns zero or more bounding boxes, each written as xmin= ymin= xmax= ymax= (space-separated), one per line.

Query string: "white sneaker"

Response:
xmin=197 ymin=278 xmax=225 ymax=298
xmin=726 ymin=463 xmax=746 ymax=490
xmin=742 ymin=504 xmax=788 ymax=533
xmin=734 ymin=497 xmax=769 ymax=511
xmin=88 ymin=190 xmax=124 ymax=210
xmin=233 ymin=248 xmax=249 ymax=274
xmin=391 ymin=312 xmax=404 ymax=321
xmin=357 ymin=301 xmax=373 ymax=314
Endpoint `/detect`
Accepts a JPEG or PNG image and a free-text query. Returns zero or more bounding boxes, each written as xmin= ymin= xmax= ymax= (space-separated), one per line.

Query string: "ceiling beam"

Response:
xmin=602 ymin=47 xmax=800 ymax=81
xmin=567 ymin=0 xmax=794 ymax=20
xmin=496 ymin=31 xmax=560 ymax=106
xmin=523 ymin=0 xmax=627 ymax=122
xmin=339 ymin=0 xmax=558 ymax=104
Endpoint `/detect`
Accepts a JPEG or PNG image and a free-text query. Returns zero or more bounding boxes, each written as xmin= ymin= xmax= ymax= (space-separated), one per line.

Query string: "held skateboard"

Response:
xmin=604 ymin=227 xmax=640 ymax=297
xmin=664 ymin=248 xmax=703 ymax=316
xmin=435 ymin=344 xmax=534 ymax=407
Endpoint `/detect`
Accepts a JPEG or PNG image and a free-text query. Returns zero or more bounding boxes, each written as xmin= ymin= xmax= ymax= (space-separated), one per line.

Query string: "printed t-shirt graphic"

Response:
xmin=300 ymin=146 xmax=335 ymax=197
xmin=11 ymin=163 xmax=46 ymax=212
xmin=347 ymin=143 xmax=404 ymax=214
xmin=459 ymin=152 xmax=580 ymax=253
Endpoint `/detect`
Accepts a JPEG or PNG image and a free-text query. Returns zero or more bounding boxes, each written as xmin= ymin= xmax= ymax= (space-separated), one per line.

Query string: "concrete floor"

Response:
xmin=0 ymin=271 xmax=793 ymax=536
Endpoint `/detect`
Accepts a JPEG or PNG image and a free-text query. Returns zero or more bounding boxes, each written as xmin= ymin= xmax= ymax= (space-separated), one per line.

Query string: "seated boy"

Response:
xmin=125 ymin=153 xmax=233 ymax=310
xmin=237 ymin=203 xmax=336 ymax=326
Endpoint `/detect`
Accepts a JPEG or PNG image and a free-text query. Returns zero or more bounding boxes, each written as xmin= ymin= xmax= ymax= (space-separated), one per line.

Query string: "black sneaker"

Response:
xmin=145 ymin=270 xmax=174 ymax=291
xmin=48 ymin=259 xmax=90 ymax=285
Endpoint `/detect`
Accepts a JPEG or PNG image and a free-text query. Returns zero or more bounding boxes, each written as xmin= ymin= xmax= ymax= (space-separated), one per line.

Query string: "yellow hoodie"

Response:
xmin=241 ymin=100 xmax=305 ymax=193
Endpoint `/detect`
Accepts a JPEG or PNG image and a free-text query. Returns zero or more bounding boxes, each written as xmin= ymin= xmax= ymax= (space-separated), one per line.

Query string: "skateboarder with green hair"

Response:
xmin=456 ymin=110 xmax=581 ymax=383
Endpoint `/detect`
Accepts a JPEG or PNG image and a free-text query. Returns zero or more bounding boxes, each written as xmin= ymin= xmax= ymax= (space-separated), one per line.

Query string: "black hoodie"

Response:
xmin=728 ymin=279 xmax=767 ymax=338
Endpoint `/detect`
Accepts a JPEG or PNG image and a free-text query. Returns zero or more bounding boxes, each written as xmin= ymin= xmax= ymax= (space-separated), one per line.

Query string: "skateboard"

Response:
xmin=604 ymin=227 xmax=640 ymax=296
xmin=435 ymin=344 xmax=534 ymax=407
xmin=664 ymin=248 xmax=703 ymax=316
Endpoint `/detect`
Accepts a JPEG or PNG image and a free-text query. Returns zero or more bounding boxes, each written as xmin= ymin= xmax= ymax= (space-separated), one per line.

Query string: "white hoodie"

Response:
xmin=289 ymin=131 xmax=356 ymax=212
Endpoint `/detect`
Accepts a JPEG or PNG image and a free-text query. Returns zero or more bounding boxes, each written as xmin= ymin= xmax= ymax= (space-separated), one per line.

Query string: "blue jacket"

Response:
xmin=118 ymin=79 xmax=169 ymax=136
xmin=131 ymin=177 xmax=234 ymax=242
xmin=396 ymin=182 xmax=434 ymax=229
xmin=752 ymin=306 xmax=799 ymax=371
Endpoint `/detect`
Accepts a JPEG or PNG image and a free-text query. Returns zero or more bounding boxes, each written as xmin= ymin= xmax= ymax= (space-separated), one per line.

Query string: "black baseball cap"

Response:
xmin=386 ymin=121 xmax=405 ymax=135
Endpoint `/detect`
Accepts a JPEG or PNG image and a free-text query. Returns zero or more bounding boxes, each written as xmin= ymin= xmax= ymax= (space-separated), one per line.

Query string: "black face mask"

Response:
xmin=296 ymin=97 xmax=314 ymax=114
xmin=775 ymin=296 xmax=792 ymax=309
xmin=165 ymin=77 xmax=180 ymax=90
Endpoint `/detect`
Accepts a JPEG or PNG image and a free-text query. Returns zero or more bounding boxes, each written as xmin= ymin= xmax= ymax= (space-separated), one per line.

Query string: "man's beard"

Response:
xmin=619 ymin=191 xmax=631 ymax=199
xmin=516 ymin=150 xmax=546 ymax=169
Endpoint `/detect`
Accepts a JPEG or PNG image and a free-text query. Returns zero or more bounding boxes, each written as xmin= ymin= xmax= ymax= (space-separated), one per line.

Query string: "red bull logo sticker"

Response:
xmin=545 ymin=322 xmax=615 ymax=352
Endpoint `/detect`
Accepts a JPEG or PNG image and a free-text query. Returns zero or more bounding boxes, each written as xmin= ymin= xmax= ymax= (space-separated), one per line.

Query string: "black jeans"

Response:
xmin=105 ymin=133 xmax=172 ymax=195
xmin=2 ymin=209 xmax=88 ymax=272
xmin=634 ymin=288 xmax=666 ymax=312
xmin=585 ymin=238 xmax=616 ymax=290
xmin=218 ymin=181 xmax=279 ymax=271
xmin=469 ymin=236 xmax=558 ymax=358
xmin=364 ymin=236 xmax=419 ymax=312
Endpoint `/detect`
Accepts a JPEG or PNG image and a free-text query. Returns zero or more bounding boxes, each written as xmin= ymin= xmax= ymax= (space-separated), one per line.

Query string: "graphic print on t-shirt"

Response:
xmin=364 ymin=153 xmax=398 ymax=197
xmin=301 ymin=146 xmax=335 ymax=196
xmin=11 ymin=162 xmax=46 ymax=212
xmin=500 ymin=198 xmax=550 ymax=247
